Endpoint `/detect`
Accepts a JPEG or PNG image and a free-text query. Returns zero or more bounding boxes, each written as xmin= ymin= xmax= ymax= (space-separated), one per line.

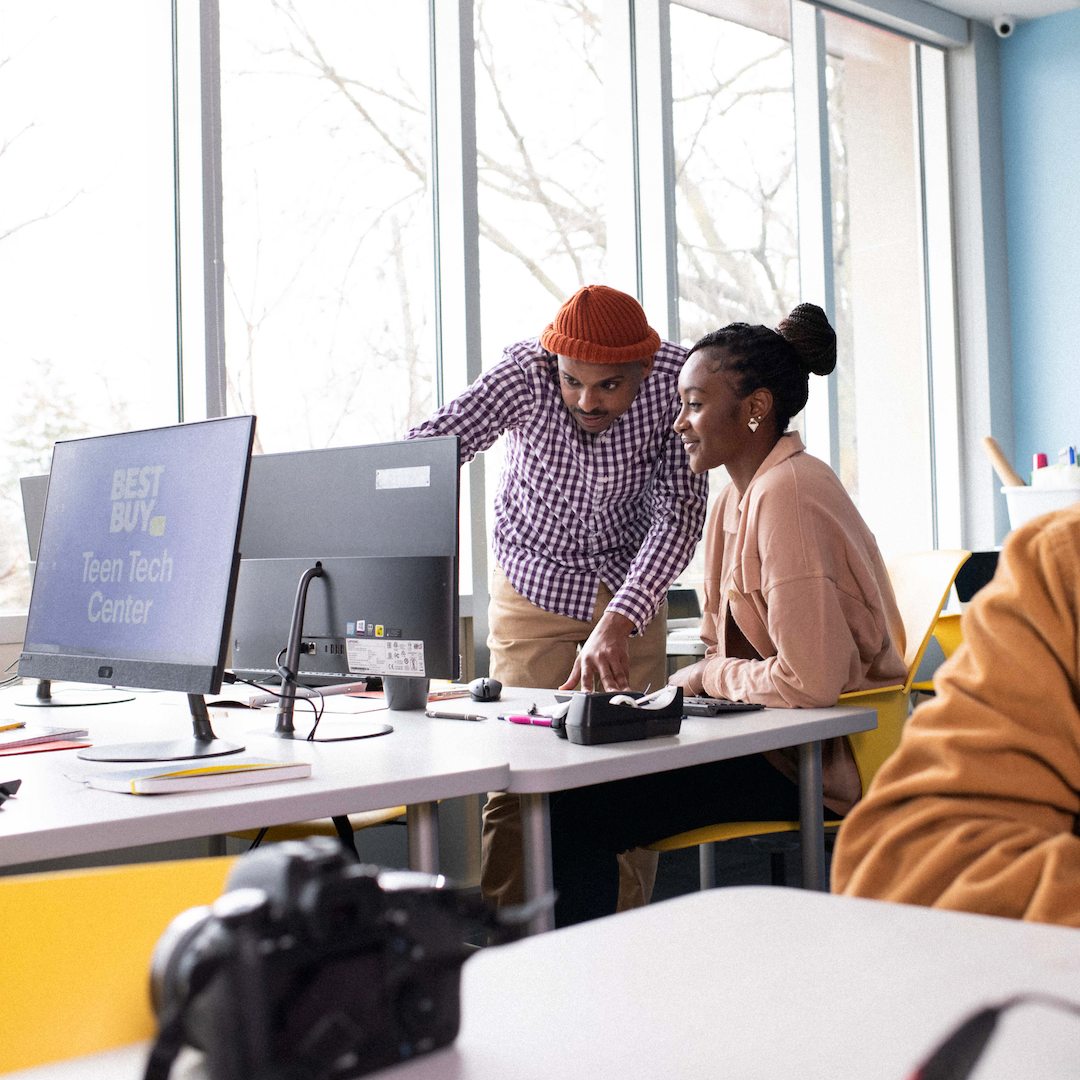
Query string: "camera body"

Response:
xmin=150 ymin=838 xmax=469 ymax=1080
xmin=992 ymin=13 xmax=1014 ymax=37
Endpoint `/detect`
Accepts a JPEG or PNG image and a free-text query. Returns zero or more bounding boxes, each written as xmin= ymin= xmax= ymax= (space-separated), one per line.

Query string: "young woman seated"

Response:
xmin=549 ymin=303 xmax=907 ymax=926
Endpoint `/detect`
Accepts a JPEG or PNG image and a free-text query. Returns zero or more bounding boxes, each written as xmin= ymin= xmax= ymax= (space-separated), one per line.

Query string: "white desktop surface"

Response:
xmin=451 ymin=687 xmax=876 ymax=793
xmin=0 ymin=688 xmax=510 ymax=868
xmin=12 ymin=887 xmax=1080 ymax=1080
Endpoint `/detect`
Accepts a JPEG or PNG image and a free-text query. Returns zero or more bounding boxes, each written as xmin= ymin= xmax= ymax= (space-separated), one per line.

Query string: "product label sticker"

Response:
xmin=345 ymin=638 xmax=426 ymax=677
xmin=375 ymin=466 xmax=430 ymax=490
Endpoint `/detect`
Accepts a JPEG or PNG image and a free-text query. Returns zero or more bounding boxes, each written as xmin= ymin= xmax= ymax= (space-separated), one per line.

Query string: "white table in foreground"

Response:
xmin=0 ymin=689 xmax=509 ymax=871
xmin=445 ymin=688 xmax=876 ymax=929
xmin=13 ymin=887 xmax=1080 ymax=1080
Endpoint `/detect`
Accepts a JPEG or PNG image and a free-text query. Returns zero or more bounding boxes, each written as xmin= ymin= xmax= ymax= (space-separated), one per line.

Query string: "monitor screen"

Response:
xmin=19 ymin=416 xmax=256 ymax=695
xmin=230 ymin=436 xmax=459 ymax=686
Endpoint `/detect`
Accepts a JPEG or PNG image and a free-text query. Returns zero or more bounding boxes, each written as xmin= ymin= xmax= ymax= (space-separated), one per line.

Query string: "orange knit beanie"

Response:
xmin=540 ymin=285 xmax=661 ymax=364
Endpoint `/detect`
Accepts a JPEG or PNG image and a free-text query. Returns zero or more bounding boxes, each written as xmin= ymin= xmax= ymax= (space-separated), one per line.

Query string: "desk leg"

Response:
xmin=407 ymin=802 xmax=440 ymax=874
xmin=520 ymin=792 xmax=555 ymax=935
xmin=798 ymin=741 xmax=826 ymax=891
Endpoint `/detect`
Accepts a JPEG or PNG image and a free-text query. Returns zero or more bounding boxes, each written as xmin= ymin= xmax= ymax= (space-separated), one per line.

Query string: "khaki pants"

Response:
xmin=482 ymin=566 xmax=668 ymax=912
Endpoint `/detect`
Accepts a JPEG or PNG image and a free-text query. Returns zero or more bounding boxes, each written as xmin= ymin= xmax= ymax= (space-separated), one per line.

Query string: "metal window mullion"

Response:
xmin=200 ymin=0 xmax=227 ymax=419
xmin=431 ymin=0 xmax=486 ymax=673
xmin=171 ymin=0 xmax=184 ymax=423
xmin=790 ymin=0 xmax=837 ymax=470
xmin=634 ymin=0 xmax=679 ymax=341
xmin=920 ymin=44 xmax=963 ymax=549
xmin=604 ymin=0 xmax=642 ymax=305
xmin=913 ymin=45 xmax=938 ymax=548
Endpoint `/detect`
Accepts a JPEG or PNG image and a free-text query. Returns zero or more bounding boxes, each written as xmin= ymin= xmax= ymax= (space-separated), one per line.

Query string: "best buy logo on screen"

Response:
xmin=77 ymin=463 xmax=173 ymax=628
xmin=110 ymin=465 xmax=167 ymax=535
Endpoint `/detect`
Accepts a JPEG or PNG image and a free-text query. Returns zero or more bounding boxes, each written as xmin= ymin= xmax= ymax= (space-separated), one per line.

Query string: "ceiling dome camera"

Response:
xmin=992 ymin=13 xmax=1014 ymax=36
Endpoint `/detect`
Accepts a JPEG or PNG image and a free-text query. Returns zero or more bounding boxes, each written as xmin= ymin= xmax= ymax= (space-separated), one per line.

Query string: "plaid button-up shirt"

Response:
xmin=407 ymin=338 xmax=707 ymax=632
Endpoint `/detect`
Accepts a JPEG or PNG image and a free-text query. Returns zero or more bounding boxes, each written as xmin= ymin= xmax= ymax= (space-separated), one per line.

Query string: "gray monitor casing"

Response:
xmin=20 ymin=473 xmax=49 ymax=566
xmin=229 ymin=436 xmax=460 ymax=685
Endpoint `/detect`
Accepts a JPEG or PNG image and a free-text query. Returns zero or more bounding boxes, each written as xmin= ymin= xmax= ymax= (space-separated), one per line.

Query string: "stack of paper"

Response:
xmin=0 ymin=723 xmax=90 ymax=757
xmin=84 ymin=757 xmax=312 ymax=795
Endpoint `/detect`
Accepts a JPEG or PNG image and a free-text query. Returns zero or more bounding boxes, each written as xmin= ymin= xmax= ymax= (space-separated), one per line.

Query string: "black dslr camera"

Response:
xmin=145 ymin=838 xmax=474 ymax=1080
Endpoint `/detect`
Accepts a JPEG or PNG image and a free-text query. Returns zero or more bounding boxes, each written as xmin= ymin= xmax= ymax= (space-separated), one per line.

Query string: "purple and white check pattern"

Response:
xmin=407 ymin=338 xmax=708 ymax=631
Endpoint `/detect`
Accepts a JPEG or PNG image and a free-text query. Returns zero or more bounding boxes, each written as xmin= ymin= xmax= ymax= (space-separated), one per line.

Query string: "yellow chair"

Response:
xmin=910 ymin=611 xmax=964 ymax=695
xmin=228 ymin=806 xmax=407 ymax=852
xmin=647 ymin=549 xmax=971 ymax=889
xmin=2 ymin=855 xmax=236 ymax=1073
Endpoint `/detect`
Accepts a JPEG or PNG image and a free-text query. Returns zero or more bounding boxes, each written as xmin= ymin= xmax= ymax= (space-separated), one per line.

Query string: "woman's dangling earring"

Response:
xmin=748 ymin=417 xmax=760 ymax=433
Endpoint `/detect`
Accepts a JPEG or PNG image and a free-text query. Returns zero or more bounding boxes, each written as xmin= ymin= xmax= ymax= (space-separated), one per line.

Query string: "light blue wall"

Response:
xmin=1001 ymin=8 xmax=1080 ymax=475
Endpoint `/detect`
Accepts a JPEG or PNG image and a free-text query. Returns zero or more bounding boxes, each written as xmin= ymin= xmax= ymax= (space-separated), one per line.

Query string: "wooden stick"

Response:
xmin=982 ymin=436 xmax=1027 ymax=487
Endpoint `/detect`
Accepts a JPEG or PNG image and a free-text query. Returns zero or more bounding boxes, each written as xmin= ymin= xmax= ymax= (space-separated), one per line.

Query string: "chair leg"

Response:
xmin=770 ymin=850 xmax=786 ymax=887
xmin=699 ymin=842 xmax=716 ymax=890
xmin=332 ymin=815 xmax=358 ymax=856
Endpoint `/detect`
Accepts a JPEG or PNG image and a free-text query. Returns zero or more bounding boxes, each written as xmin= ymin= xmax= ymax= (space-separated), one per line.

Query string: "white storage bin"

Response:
xmin=1002 ymin=486 xmax=1080 ymax=530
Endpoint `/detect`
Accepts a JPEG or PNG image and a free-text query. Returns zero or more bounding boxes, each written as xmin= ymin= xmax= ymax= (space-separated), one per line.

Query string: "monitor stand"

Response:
xmin=77 ymin=694 xmax=246 ymax=762
xmin=15 ymin=679 xmax=136 ymax=708
xmin=254 ymin=561 xmax=393 ymax=743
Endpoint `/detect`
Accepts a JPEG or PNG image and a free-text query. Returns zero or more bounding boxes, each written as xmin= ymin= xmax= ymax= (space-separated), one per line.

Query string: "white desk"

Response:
xmin=0 ymin=689 xmax=510 ymax=873
xmin=14 ymin=888 xmax=1080 ymax=1079
xmin=0 ymin=687 xmax=874 ymax=931
xmin=382 ymin=688 xmax=876 ymax=931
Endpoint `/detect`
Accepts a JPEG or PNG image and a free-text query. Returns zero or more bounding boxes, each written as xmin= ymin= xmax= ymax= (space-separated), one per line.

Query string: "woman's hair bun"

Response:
xmin=777 ymin=303 xmax=836 ymax=377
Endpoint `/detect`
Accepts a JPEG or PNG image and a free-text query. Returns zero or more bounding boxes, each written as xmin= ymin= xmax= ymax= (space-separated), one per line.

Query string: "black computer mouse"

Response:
xmin=469 ymin=677 xmax=502 ymax=702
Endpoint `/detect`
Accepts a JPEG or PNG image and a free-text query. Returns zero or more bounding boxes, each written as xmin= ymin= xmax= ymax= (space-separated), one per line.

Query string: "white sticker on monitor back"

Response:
xmin=345 ymin=638 xmax=426 ymax=677
xmin=375 ymin=466 xmax=430 ymax=490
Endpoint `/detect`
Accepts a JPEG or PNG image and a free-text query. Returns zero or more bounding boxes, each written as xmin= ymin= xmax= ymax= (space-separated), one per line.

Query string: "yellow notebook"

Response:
xmin=85 ymin=757 xmax=311 ymax=795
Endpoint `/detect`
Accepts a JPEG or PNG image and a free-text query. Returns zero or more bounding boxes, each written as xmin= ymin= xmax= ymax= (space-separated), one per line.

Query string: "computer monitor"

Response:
xmin=18 ymin=473 xmax=134 ymax=708
xmin=18 ymin=416 xmax=256 ymax=761
xmin=229 ymin=436 xmax=460 ymax=711
xmin=954 ymin=550 xmax=1000 ymax=603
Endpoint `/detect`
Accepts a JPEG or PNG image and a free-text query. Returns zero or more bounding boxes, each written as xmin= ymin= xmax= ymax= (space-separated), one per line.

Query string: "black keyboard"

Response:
xmin=682 ymin=695 xmax=764 ymax=716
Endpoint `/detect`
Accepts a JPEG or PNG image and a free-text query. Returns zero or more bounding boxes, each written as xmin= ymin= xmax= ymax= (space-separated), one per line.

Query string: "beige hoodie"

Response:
xmin=691 ymin=432 xmax=907 ymax=813
xmin=834 ymin=503 xmax=1080 ymax=924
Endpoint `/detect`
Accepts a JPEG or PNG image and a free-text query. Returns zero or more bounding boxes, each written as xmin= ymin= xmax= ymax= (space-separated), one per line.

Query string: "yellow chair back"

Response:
xmin=932 ymin=611 xmax=964 ymax=659
xmin=885 ymin=549 xmax=971 ymax=692
xmin=1 ymin=855 xmax=235 ymax=1073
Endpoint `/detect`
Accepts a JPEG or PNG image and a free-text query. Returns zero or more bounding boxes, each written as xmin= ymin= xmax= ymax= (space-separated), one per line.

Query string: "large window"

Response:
xmin=1 ymin=0 xmax=965 ymax=622
xmin=826 ymin=12 xmax=932 ymax=556
xmin=219 ymin=0 xmax=436 ymax=452
xmin=473 ymin=0 xmax=608 ymax=359
xmin=671 ymin=0 xmax=798 ymax=343
xmin=0 ymin=3 xmax=179 ymax=612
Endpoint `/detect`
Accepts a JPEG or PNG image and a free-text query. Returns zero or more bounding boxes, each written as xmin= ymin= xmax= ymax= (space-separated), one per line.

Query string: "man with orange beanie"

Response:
xmin=408 ymin=284 xmax=707 ymax=909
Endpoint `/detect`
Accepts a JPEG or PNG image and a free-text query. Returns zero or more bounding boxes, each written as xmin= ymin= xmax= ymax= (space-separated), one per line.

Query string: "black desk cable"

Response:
xmin=909 ymin=992 xmax=1080 ymax=1080
xmin=219 ymin=665 xmax=326 ymax=739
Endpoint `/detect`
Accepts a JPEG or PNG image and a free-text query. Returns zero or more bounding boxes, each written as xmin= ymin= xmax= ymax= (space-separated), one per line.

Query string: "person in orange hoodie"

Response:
xmin=549 ymin=303 xmax=907 ymax=926
xmin=833 ymin=502 xmax=1080 ymax=925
